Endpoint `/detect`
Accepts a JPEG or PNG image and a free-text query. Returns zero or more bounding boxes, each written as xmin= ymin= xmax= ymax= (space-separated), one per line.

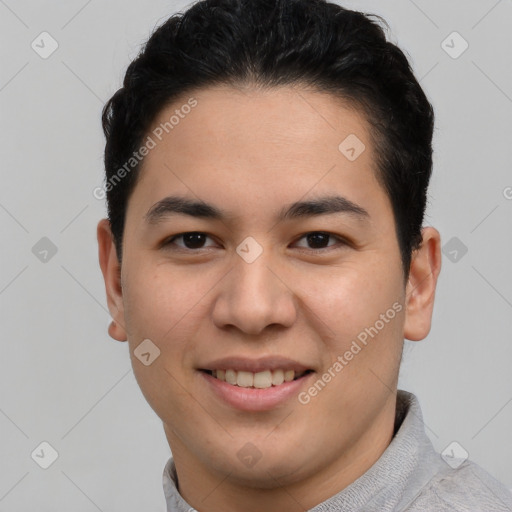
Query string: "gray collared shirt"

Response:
xmin=162 ymin=389 xmax=512 ymax=511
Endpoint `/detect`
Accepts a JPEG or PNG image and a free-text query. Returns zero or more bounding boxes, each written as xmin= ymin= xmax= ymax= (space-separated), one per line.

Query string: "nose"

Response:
xmin=211 ymin=250 xmax=297 ymax=336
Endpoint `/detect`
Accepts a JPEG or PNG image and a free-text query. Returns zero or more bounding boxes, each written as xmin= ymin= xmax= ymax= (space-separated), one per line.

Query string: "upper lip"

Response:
xmin=198 ymin=356 xmax=313 ymax=374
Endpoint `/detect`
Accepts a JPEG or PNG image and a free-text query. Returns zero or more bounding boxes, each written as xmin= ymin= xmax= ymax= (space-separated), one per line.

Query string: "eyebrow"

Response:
xmin=144 ymin=195 xmax=370 ymax=225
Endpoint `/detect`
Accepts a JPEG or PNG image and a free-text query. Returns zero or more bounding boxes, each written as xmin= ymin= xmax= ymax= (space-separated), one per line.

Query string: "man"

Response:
xmin=97 ymin=0 xmax=512 ymax=510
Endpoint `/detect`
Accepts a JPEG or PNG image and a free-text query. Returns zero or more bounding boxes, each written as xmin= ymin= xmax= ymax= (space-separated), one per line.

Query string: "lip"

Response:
xmin=199 ymin=369 xmax=315 ymax=412
xmin=198 ymin=355 xmax=312 ymax=374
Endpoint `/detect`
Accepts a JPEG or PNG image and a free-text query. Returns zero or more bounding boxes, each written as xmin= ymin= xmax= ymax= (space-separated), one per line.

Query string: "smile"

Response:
xmin=202 ymin=369 xmax=312 ymax=389
xmin=199 ymin=369 xmax=315 ymax=412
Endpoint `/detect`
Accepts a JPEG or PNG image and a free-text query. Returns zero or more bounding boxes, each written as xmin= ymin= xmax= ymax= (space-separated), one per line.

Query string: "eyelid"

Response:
xmin=292 ymin=231 xmax=347 ymax=249
xmin=161 ymin=231 xmax=349 ymax=252
xmin=162 ymin=232 xmax=219 ymax=250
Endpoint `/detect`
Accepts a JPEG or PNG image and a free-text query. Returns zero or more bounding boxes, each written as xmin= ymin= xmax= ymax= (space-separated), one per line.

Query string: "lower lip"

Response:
xmin=199 ymin=371 xmax=314 ymax=412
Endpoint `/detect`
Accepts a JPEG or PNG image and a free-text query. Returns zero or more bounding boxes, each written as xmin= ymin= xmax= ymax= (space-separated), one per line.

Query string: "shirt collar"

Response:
xmin=162 ymin=389 xmax=445 ymax=512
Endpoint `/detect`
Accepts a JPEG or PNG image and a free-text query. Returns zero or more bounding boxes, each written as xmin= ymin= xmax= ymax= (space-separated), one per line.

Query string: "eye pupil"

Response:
xmin=166 ymin=231 xmax=340 ymax=252
xmin=183 ymin=232 xmax=205 ymax=248
xmin=307 ymin=233 xmax=329 ymax=249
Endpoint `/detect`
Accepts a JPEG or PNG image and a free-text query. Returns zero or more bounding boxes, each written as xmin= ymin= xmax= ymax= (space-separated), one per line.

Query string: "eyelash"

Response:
xmin=161 ymin=231 xmax=349 ymax=253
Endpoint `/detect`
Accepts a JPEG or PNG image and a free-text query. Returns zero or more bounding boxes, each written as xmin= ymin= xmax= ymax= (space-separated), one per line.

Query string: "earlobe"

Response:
xmin=97 ymin=218 xmax=128 ymax=342
xmin=403 ymin=227 xmax=442 ymax=342
xmin=108 ymin=320 xmax=127 ymax=342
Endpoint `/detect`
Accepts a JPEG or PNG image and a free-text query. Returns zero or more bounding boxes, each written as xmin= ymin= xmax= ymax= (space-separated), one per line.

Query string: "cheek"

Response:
xmin=121 ymin=265 xmax=208 ymax=420
xmin=299 ymin=266 xmax=404 ymax=424
xmin=298 ymin=261 xmax=405 ymax=391
xmin=122 ymin=263 xmax=222 ymax=371
xmin=122 ymin=248 xmax=403 ymax=357
xmin=298 ymin=261 xmax=399 ymax=341
xmin=123 ymin=264 xmax=200 ymax=333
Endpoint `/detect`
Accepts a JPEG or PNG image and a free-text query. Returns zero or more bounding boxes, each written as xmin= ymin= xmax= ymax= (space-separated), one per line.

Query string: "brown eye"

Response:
xmin=305 ymin=233 xmax=330 ymax=249
xmin=293 ymin=232 xmax=346 ymax=250
xmin=163 ymin=232 xmax=216 ymax=250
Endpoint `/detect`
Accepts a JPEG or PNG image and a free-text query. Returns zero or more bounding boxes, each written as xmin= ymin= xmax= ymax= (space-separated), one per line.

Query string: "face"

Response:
xmin=98 ymin=85 xmax=441 ymax=500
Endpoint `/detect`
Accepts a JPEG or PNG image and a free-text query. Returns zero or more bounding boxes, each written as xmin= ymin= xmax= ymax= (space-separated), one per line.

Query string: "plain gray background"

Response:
xmin=1 ymin=0 xmax=511 ymax=510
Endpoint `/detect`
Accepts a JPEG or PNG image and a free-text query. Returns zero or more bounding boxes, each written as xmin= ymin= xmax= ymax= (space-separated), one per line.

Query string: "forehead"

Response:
xmin=146 ymin=85 xmax=371 ymax=167
xmin=129 ymin=85 xmax=392 ymax=229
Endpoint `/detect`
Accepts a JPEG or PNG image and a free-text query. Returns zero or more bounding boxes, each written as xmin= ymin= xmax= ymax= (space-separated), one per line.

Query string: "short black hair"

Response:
xmin=101 ymin=0 xmax=434 ymax=282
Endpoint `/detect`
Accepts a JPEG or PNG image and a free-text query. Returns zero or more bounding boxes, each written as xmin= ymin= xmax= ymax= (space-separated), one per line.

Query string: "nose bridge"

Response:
xmin=234 ymin=253 xmax=278 ymax=302
xmin=212 ymin=246 xmax=297 ymax=334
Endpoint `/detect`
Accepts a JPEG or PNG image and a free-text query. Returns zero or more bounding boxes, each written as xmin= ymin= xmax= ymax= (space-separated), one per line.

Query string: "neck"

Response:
xmin=166 ymin=395 xmax=397 ymax=512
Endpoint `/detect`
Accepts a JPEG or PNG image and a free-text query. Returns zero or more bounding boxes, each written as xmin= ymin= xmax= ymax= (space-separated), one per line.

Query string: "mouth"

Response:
xmin=199 ymin=368 xmax=314 ymax=389
xmin=197 ymin=356 xmax=316 ymax=411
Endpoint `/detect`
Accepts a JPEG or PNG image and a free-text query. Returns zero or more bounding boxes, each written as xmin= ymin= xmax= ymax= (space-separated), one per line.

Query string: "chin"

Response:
xmin=210 ymin=446 xmax=309 ymax=489
xmin=229 ymin=462 xmax=307 ymax=490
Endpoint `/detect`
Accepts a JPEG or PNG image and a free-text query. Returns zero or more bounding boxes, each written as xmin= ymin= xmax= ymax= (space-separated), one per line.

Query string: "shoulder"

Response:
xmin=408 ymin=459 xmax=512 ymax=512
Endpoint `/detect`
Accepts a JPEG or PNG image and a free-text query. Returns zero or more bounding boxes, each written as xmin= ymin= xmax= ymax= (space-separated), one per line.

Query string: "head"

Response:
xmin=98 ymin=0 xmax=441 ymax=504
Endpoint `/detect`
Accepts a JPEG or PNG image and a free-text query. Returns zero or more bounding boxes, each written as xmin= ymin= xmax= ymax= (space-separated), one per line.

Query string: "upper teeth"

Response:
xmin=212 ymin=369 xmax=303 ymax=388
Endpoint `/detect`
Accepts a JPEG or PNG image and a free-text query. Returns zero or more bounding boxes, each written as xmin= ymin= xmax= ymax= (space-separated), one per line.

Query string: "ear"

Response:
xmin=97 ymin=218 xmax=128 ymax=342
xmin=403 ymin=227 xmax=442 ymax=341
